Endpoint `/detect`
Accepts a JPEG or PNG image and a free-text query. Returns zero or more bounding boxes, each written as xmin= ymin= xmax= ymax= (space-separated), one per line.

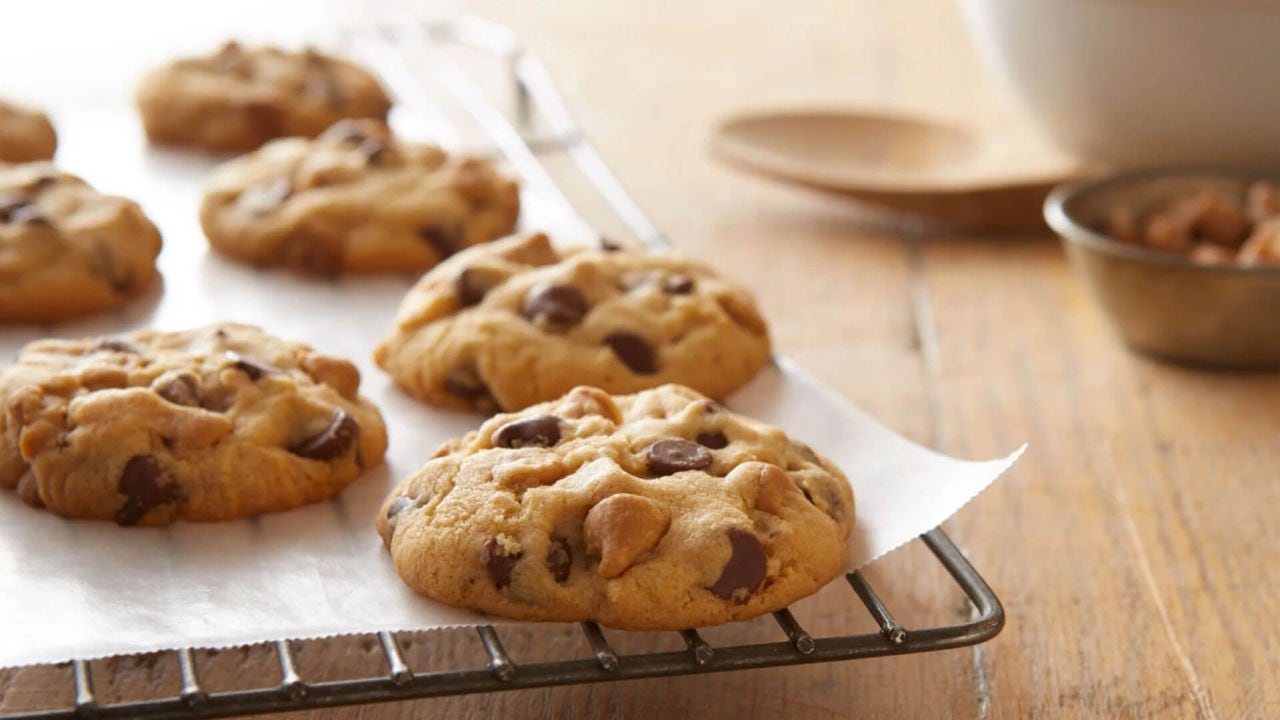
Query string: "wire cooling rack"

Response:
xmin=0 ymin=17 xmax=1004 ymax=719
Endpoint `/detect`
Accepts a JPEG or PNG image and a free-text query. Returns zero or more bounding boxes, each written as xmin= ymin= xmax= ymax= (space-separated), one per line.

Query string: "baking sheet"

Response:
xmin=0 ymin=98 xmax=1022 ymax=667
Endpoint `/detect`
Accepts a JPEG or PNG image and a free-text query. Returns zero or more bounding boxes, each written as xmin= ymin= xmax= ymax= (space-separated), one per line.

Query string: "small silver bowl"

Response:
xmin=1045 ymin=167 xmax=1280 ymax=369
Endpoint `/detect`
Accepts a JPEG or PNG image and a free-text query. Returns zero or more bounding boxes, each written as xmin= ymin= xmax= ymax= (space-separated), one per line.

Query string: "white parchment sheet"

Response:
xmin=0 ymin=109 xmax=1022 ymax=667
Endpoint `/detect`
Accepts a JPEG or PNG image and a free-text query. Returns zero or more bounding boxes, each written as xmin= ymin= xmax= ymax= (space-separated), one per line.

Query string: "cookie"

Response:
xmin=378 ymin=384 xmax=854 ymax=629
xmin=374 ymin=232 xmax=772 ymax=412
xmin=0 ymin=162 xmax=162 ymax=323
xmin=0 ymin=323 xmax=388 ymax=525
xmin=136 ymin=41 xmax=392 ymax=153
xmin=198 ymin=120 xmax=520 ymax=275
xmin=0 ymin=100 xmax=56 ymax=163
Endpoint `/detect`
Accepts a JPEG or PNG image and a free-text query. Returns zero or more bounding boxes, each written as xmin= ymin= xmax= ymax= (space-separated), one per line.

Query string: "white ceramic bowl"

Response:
xmin=959 ymin=0 xmax=1280 ymax=166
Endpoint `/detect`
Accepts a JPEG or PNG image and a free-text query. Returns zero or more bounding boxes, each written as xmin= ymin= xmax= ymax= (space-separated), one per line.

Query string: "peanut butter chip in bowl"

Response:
xmin=376 ymin=383 xmax=854 ymax=630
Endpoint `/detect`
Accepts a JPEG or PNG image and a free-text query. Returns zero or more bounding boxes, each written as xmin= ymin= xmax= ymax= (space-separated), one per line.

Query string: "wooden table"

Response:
xmin=4 ymin=0 xmax=1279 ymax=717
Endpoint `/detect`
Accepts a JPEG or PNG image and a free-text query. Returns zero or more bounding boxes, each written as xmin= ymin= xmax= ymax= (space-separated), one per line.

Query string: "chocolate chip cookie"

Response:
xmin=136 ymin=41 xmax=392 ymax=153
xmin=378 ymin=384 xmax=853 ymax=629
xmin=0 ymin=323 xmax=388 ymax=525
xmin=0 ymin=100 xmax=56 ymax=163
xmin=199 ymin=120 xmax=520 ymax=275
xmin=374 ymin=232 xmax=771 ymax=412
xmin=0 ymin=162 xmax=162 ymax=323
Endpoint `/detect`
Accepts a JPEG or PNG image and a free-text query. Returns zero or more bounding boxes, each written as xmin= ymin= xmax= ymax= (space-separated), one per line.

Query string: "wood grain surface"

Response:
xmin=3 ymin=0 xmax=1279 ymax=718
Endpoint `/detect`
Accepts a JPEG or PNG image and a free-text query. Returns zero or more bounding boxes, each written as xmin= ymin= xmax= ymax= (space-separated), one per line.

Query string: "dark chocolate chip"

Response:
xmin=546 ymin=537 xmax=572 ymax=584
xmin=387 ymin=495 xmax=413 ymax=519
xmin=604 ymin=331 xmax=657 ymax=374
xmin=155 ymin=373 xmax=200 ymax=407
xmin=420 ymin=224 xmax=465 ymax=259
xmin=493 ymin=414 xmax=562 ymax=449
xmin=645 ymin=439 xmax=712 ymax=476
xmin=289 ymin=409 xmax=360 ymax=461
xmin=696 ymin=431 xmax=729 ymax=450
xmin=92 ymin=338 xmax=137 ymax=354
xmin=480 ymin=537 xmax=522 ymax=589
xmin=7 ymin=204 xmax=48 ymax=226
xmin=661 ymin=275 xmax=695 ymax=295
xmin=115 ymin=455 xmax=181 ymax=526
xmin=444 ymin=366 xmax=499 ymax=413
xmin=702 ymin=400 xmax=723 ymax=414
xmin=521 ymin=283 xmax=588 ymax=332
xmin=708 ymin=529 xmax=767 ymax=599
xmin=454 ymin=268 xmax=498 ymax=308
xmin=224 ymin=351 xmax=276 ymax=381
xmin=599 ymin=236 xmax=622 ymax=252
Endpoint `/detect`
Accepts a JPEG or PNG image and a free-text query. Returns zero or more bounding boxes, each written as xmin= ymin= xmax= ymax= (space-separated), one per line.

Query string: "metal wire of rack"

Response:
xmin=0 ymin=17 xmax=1004 ymax=719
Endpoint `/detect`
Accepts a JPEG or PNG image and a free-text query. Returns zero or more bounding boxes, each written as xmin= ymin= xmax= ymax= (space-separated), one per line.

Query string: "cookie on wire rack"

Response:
xmin=374 ymin=232 xmax=772 ymax=412
xmin=378 ymin=384 xmax=853 ymax=630
xmin=0 ymin=323 xmax=387 ymax=526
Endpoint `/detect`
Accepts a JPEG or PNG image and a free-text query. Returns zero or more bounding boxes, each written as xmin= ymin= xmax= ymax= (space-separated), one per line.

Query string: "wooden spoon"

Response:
xmin=709 ymin=109 xmax=1088 ymax=230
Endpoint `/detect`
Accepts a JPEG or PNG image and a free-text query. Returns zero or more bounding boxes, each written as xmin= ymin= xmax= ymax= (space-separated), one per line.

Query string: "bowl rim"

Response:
xmin=1043 ymin=164 xmax=1280 ymax=277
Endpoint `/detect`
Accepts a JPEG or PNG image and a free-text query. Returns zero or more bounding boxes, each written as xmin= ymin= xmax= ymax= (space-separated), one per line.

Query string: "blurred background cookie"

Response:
xmin=199 ymin=119 xmax=519 ymax=275
xmin=0 ymin=161 xmax=161 ymax=323
xmin=136 ymin=41 xmax=392 ymax=153
xmin=0 ymin=99 xmax=56 ymax=163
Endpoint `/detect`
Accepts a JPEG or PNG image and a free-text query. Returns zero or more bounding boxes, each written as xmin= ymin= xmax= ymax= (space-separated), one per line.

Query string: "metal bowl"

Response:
xmin=1044 ymin=167 xmax=1280 ymax=369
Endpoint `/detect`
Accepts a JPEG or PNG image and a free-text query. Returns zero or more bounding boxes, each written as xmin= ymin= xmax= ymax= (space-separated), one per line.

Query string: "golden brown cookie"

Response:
xmin=374 ymin=232 xmax=772 ymax=412
xmin=0 ymin=162 xmax=162 ymax=323
xmin=136 ymin=42 xmax=392 ymax=153
xmin=0 ymin=323 xmax=388 ymax=525
xmin=0 ymin=100 xmax=56 ymax=163
xmin=198 ymin=120 xmax=520 ymax=275
xmin=378 ymin=384 xmax=853 ymax=630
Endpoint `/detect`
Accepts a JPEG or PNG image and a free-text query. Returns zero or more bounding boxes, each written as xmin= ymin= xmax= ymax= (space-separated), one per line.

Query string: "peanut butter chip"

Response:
xmin=584 ymin=493 xmax=669 ymax=579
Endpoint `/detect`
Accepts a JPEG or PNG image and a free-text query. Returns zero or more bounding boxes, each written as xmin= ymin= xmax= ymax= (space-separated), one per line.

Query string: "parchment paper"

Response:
xmin=0 ymin=108 xmax=1022 ymax=668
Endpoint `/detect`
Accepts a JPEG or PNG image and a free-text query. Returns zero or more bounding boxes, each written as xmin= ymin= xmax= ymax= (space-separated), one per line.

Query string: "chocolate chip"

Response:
xmin=522 ymin=283 xmax=588 ymax=332
xmin=662 ymin=275 xmax=695 ymax=295
xmin=454 ymin=268 xmax=499 ymax=307
xmin=0 ymin=193 xmax=27 ymax=222
xmin=604 ymin=332 xmax=657 ymax=374
xmin=6 ymin=204 xmax=48 ymax=226
xmin=155 ymin=373 xmax=200 ymax=407
xmin=387 ymin=495 xmax=413 ymax=519
xmin=92 ymin=338 xmax=137 ymax=353
xmin=116 ymin=455 xmax=181 ymax=526
xmin=645 ymin=439 xmax=712 ymax=476
xmin=444 ymin=366 xmax=499 ymax=413
xmin=420 ymin=225 xmax=465 ymax=259
xmin=599 ymin=236 xmax=622 ymax=252
xmin=708 ymin=529 xmax=767 ymax=599
xmin=696 ymin=431 xmax=728 ymax=450
xmin=237 ymin=178 xmax=291 ymax=215
xmin=225 ymin=351 xmax=276 ymax=381
xmin=702 ymin=400 xmax=723 ymax=414
xmin=493 ymin=414 xmax=561 ymax=449
xmin=480 ymin=536 xmax=522 ymax=589
xmin=289 ymin=409 xmax=359 ymax=461
xmin=546 ymin=537 xmax=572 ymax=583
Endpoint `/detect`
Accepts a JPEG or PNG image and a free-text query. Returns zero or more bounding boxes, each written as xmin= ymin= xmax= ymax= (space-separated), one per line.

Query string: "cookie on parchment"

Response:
xmin=377 ymin=384 xmax=853 ymax=629
xmin=0 ymin=323 xmax=388 ymax=526
xmin=0 ymin=161 xmax=162 ymax=323
xmin=0 ymin=100 xmax=56 ymax=163
xmin=136 ymin=41 xmax=392 ymax=153
xmin=198 ymin=120 xmax=520 ymax=275
xmin=374 ymin=232 xmax=771 ymax=412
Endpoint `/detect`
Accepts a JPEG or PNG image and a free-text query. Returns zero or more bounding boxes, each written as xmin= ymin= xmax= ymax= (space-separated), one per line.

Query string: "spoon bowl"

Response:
xmin=710 ymin=108 xmax=1083 ymax=230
